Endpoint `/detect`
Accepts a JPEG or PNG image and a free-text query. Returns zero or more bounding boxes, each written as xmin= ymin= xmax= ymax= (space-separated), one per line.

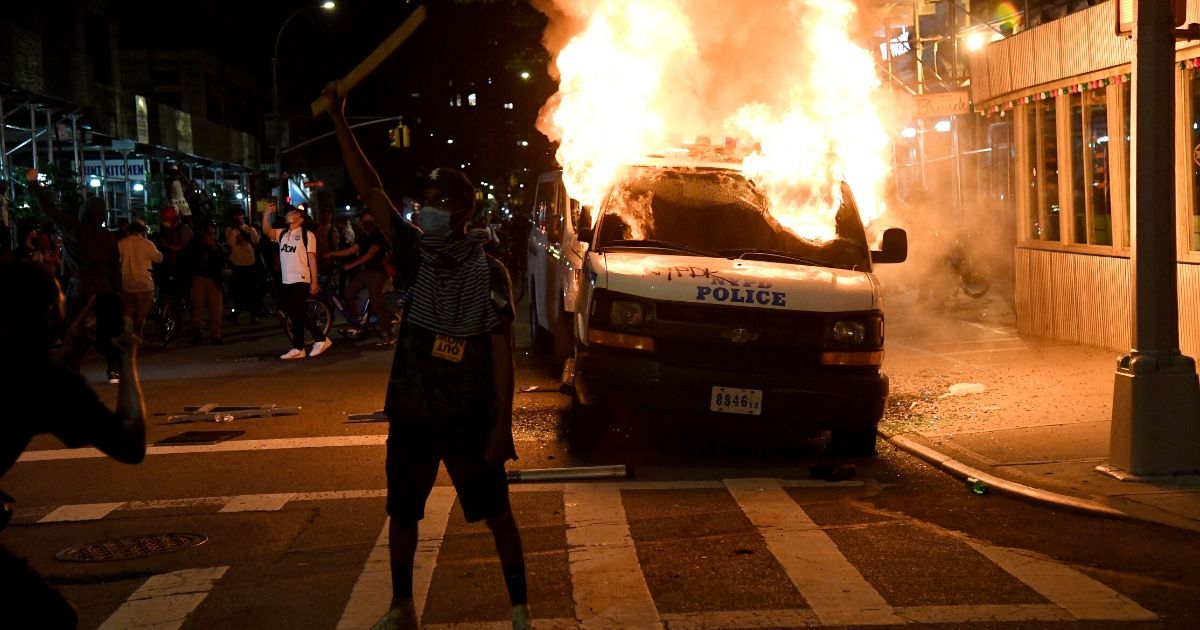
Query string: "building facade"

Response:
xmin=966 ymin=0 xmax=1200 ymax=357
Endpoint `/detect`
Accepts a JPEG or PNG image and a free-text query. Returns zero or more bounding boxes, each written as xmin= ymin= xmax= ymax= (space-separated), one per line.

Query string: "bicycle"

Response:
xmin=140 ymin=286 xmax=177 ymax=350
xmin=318 ymin=271 xmax=406 ymax=341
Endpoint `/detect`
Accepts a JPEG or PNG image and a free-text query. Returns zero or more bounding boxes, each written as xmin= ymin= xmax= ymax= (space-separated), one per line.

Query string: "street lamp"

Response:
xmin=272 ymin=1 xmax=335 ymax=213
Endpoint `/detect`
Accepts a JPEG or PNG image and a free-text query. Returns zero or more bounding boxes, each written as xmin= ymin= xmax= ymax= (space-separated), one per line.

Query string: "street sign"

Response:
xmin=303 ymin=180 xmax=325 ymax=189
xmin=914 ymin=90 xmax=971 ymax=118
xmin=1117 ymin=0 xmax=1186 ymax=37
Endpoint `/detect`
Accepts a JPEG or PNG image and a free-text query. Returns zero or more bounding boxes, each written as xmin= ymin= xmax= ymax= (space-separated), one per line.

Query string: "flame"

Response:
xmin=535 ymin=0 xmax=891 ymax=242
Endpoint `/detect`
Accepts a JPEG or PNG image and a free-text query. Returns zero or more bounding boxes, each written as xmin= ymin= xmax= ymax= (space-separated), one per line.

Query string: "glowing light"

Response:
xmin=321 ymin=1 xmax=335 ymax=9
xmin=966 ymin=32 xmax=988 ymax=51
xmin=535 ymin=0 xmax=893 ymax=242
xmin=520 ymin=71 xmax=531 ymax=80
xmin=934 ymin=120 xmax=952 ymax=132
xmin=235 ymin=191 xmax=244 ymax=199
xmin=900 ymin=127 xmax=918 ymax=138
xmin=133 ymin=182 xmax=145 ymax=192
xmin=447 ymin=139 xmax=454 ymax=144
xmin=88 ymin=177 xmax=102 ymax=188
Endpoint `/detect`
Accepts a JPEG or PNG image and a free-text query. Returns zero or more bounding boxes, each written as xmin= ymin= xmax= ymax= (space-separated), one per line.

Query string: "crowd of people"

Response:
xmin=0 ymin=86 xmax=535 ymax=628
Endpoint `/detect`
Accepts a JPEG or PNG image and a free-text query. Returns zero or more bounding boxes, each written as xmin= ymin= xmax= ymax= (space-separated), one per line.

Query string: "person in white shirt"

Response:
xmin=118 ymin=219 xmax=163 ymax=339
xmin=261 ymin=202 xmax=332 ymax=359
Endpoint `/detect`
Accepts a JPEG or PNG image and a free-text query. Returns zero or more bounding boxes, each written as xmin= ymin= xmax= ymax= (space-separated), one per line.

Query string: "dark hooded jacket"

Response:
xmin=32 ymin=185 xmax=121 ymax=295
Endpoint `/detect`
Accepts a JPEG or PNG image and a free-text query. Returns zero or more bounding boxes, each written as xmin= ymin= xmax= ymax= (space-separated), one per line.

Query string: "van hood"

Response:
xmin=593 ymin=251 xmax=879 ymax=312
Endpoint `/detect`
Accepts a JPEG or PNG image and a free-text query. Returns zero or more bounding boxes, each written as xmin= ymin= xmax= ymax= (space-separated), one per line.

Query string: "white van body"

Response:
xmin=568 ymin=158 xmax=907 ymax=455
xmin=527 ymin=169 xmax=586 ymax=364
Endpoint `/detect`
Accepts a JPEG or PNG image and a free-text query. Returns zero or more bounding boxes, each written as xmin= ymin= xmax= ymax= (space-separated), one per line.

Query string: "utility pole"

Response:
xmin=1108 ymin=0 xmax=1200 ymax=476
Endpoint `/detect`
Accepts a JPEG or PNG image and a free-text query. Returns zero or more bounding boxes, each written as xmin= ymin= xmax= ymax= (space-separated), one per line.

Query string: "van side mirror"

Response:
xmin=872 ymin=228 xmax=907 ymax=264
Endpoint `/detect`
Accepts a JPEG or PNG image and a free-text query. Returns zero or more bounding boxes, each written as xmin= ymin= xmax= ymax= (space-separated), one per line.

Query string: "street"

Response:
xmin=4 ymin=293 xmax=1198 ymax=629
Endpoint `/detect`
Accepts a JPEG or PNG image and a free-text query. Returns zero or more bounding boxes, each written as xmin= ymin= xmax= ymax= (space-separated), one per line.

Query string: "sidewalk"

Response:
xmin=880 ymin=288 xmax=1200 ymax=534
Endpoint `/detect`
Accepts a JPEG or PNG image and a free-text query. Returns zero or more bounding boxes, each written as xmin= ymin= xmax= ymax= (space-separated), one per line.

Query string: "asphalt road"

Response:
xmin=3 ymin=296 xmax=1198 ymax=628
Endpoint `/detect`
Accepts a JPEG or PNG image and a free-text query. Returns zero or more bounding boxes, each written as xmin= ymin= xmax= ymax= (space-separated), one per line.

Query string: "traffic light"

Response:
xmin=387 ymin=124 xmax=411 ymax=148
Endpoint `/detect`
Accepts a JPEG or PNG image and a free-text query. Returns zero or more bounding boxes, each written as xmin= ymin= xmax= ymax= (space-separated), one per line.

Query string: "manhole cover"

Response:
xmin=56 ymin=533 xmax=207 ymax=562
xmin=156 ymin=430 xmax=244 ymax=445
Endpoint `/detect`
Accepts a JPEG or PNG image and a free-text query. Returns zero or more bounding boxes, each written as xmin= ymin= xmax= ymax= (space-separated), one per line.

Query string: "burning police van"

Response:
xmin=567 ymin=156 xmax=907 ymax=456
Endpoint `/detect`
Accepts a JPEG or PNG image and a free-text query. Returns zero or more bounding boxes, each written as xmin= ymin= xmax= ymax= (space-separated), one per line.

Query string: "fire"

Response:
xmin=535 ymin=0 xmax=891 ymax=242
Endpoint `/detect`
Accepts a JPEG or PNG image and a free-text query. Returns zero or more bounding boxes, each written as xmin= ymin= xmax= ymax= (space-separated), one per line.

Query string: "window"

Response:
xmin=1025 ymin=99 xmax=1060 ymax=240
xmin=1068 ymin=88 xmax=1112 ymax=246
xmin=1190 ymin=68 xmax=1200 ymax=251
xmin=1122 ymin=81 xmax=1132 ymax=249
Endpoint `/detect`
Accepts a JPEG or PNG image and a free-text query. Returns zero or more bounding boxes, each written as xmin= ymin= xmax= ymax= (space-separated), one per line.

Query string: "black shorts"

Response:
xmin=385 ymin=416 xmax=510 ymax=523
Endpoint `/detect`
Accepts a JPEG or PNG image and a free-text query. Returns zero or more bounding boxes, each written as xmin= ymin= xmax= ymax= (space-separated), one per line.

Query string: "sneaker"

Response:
xmin=280 ymin=348 xmax=306 ymax=360
xmin=309 ymin=338 xmax=333 ymax=357
xmin=370 ymin=605 xmax=417 ymax=630
xmin=106 ymin=371 xmax=120 ymax=384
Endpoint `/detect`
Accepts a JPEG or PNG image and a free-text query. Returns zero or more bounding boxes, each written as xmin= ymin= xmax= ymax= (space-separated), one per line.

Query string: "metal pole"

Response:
xmin=1108 ymin=0 xmax=1200 ymax=476
xmin=0 ymin=97 xmax=8 ymax=184
xmin=30 ymin=106 xmax=38 ymax=169
xmin=71 ymin=114 xmax=83 ymax=192
xmin=953 ymin=115 xmax=964 ymax=228
xmin=45 ymin=109 xmax=53 ymax=165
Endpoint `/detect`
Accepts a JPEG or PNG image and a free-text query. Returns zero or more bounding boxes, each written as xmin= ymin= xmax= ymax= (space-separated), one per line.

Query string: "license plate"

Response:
xmin=710 ymin=386 xmax=762 ymax=415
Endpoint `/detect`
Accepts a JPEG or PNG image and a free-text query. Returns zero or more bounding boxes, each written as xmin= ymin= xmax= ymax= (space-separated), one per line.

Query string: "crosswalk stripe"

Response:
xmin=38 ymin=502 xmax=124 ymax=523
xmin=968 ymin=541 xmax=1158 ymax=621
xmin=337 ymin=487 xmax=455 ymax=629
xmin=564 ymin=483 xmax=661 ymax=629
xmin=97 ymin=566 xmax=228 ymax=630
xmin=725 ymin=478 xmax=904 ymax=626
xmin=658 ymin=608 xmax=820 ymax=629
xmin=894 ymin=604 xmax=1071 ymax=623
xmin=219 ymin=493 xmax=295 ymax=512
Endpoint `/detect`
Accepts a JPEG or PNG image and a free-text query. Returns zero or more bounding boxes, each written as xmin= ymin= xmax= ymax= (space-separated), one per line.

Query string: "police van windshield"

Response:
xmin=594 ymin=167 xmax=870 ymax=271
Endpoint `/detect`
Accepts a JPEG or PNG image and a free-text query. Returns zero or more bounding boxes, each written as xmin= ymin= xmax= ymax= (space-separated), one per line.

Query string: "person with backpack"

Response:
xmin=261 ymin=202 xmax=332 ymax=360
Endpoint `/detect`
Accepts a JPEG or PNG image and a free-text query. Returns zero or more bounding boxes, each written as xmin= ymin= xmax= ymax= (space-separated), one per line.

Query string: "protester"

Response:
xmin=185 ymin=222 xmax=227 ymax=345
xmin=153 ymin=205 xmax=193 ymax=320
xmin=0 ymin=260 xmax=147 ymax=626
xmin=261 ymin=202 xmax=332 ymax=359
xmin=27 ymin=168 xmax=124 ymax=384
xmin=118 ymin=219 xmax=163 ymax=338
xmin=224 ymin=208 xmax=262 ymax=325
xmin=324 ymin=211 xmax=394 ymax=344
xmin=323 ymin=85 xmax=530 ymax=630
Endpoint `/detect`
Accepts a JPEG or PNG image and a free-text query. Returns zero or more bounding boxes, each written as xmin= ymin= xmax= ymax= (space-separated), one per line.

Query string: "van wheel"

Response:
xmin=567 ymin=395 xmax=609 ymax=454
xmin=829 ymin=423 xmax=879 ymax=457
xmin=528 ymin=278 xmax=553 ymax=354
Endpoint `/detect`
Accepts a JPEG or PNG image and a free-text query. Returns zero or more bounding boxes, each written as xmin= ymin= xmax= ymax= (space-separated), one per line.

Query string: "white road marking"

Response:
xmin=219 ymin=493 xmax=295 ymax=513
xmin=564 ymin=483 xmax=661 ymax=629
xmin=969 ymin=542 xmax=1158 ymax=621
xmin=658 ymin=608 xmax=820 ymax=629
xmin=337 ymin=487 xmax=454 ymax=629
xmin=725 ymin=478 xmax=904 ymax=626
xmin=22 ymin=480 xmax=862 ymax=524
xmin=97 ymin=566 xmax=228 ymax=630
xmin=37 ymin=502 xmax=123 ymax=523
xmin=17 ymin=435 xmax=389 ymax=462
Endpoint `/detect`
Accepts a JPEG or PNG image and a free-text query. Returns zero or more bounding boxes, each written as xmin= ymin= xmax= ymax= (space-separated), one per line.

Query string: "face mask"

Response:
xmin=417 ymin=206 xmax=452 ymax=237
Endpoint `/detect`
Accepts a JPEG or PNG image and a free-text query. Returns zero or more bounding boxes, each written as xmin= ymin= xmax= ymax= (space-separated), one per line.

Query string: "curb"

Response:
xmin=880 ymin=430 xmax=1129 ymax=520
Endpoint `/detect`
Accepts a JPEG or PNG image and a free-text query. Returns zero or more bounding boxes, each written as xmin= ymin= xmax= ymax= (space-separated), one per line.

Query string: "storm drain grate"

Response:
xmin=56 ymin=532 xmax=208 ymax=562
xmin=156 ymin=430 xmax=244 ymax=445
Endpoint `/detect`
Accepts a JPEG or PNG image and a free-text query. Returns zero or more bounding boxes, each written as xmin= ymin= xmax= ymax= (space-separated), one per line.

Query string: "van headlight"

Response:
xmin=831 ymin=320 xmax=866 ymax=344
xmin=610 ymin=300 xmax=645 ymax=327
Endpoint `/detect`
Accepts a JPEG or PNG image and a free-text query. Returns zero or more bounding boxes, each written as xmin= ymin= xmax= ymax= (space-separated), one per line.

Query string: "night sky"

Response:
xmin=108 ymin=0 xmax=557 ymax=203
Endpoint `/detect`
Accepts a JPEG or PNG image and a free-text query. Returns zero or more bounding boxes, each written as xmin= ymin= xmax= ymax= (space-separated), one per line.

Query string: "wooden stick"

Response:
xmin=310 ymin=4 xmax=428 ymax=116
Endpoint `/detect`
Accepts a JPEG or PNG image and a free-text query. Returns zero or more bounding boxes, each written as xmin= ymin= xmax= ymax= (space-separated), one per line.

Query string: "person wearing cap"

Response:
xmin=261 ymin=202 xmax=332 ymax=359
xmin=118 ymin=219 xmax=163 ymax=339
xmin=322 ymin=85 xmax=530 ymax=630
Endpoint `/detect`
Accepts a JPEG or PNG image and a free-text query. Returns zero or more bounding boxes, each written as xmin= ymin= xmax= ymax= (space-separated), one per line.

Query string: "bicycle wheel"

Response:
xmin=381 ymin=290 xmax=407 ymax=328
xmin=141 ymin=303 xmax=174 ymax=350
xmin=283 ymin=299 xmax=333 ymax=345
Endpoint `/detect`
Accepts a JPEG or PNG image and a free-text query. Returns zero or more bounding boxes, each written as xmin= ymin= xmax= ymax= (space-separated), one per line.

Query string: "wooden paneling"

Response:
xmin=1087 ymin=1 xmax=1129 ymax=71
xmin=1034 ymin=20 xmax=1065 ymax=85
xmin=1059 ymin=10 xmax=1092 ymax=77
xmin=1016 ymin=249 xmax=1200 ymax=356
